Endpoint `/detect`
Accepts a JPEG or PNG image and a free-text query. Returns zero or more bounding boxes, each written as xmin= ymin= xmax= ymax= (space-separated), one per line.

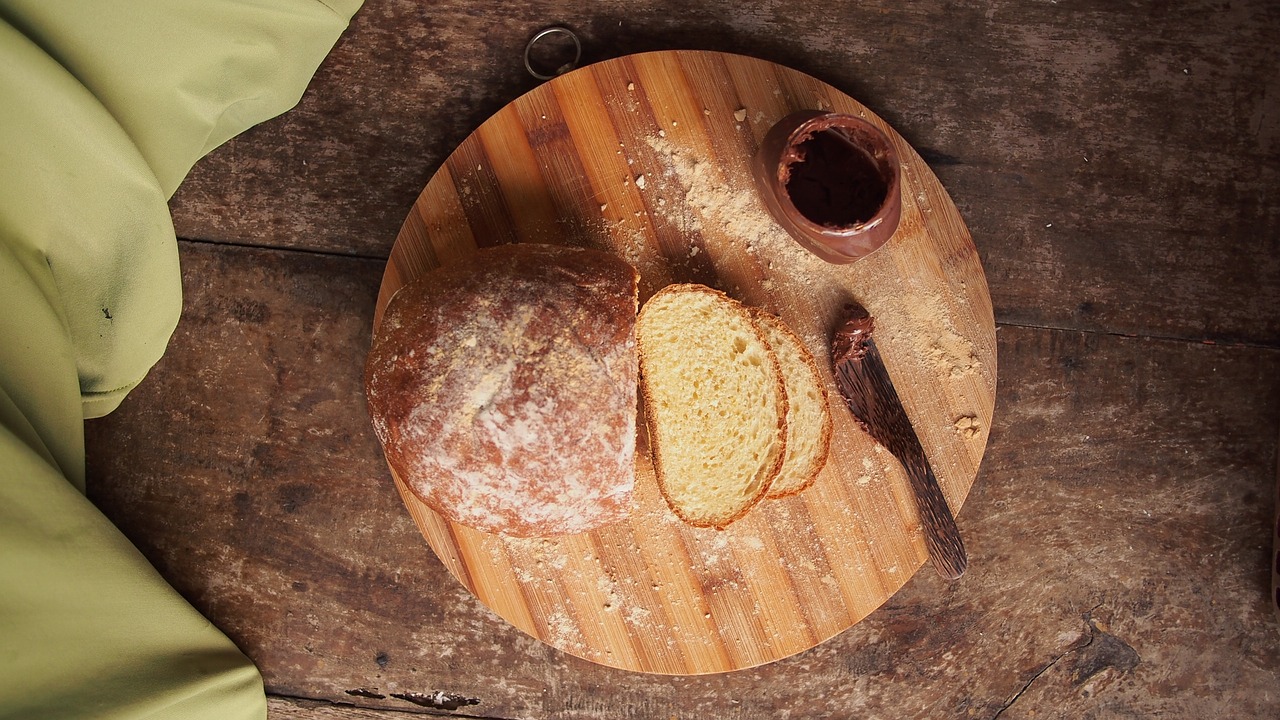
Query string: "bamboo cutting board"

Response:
xmin=374 ymin=50 xmax=996 ymax=674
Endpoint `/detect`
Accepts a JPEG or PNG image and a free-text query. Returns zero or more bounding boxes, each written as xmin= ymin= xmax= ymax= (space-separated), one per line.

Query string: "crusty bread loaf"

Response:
xmin=751 ymin=309 xmax=833 ymax=498
xmin=636 ymin=284 xmax=788 ymax=528
xmin=364 ymin=243 xmax=639 ymax=537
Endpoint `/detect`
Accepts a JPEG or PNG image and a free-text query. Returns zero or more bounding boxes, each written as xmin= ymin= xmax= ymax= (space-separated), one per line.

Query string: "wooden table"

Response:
xmin=85 ymin=1 xmax=1280 ymax=718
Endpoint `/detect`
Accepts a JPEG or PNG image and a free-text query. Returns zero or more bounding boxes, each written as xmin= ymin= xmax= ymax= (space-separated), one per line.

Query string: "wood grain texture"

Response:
xmin=374 ymin=50 xmax=995 ymax=674
xmin=85 ymin=243 xmax=1280 ymax=719
xmin=168 ymin=0 xmax=1280 ymax=347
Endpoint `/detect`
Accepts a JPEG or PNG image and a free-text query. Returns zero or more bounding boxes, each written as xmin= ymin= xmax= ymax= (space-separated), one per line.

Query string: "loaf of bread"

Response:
xmin=365 ymin=243 xmax=639 ymax=537
xmin=751 ymin=309 xmax=833 ymax=498
xmin=636 ymin=284 xmax=788 ymax=528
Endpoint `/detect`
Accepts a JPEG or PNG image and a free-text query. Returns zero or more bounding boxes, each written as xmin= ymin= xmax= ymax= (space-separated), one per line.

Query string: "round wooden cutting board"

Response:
xmin=374 ymin=50 xmax=996 ymax=674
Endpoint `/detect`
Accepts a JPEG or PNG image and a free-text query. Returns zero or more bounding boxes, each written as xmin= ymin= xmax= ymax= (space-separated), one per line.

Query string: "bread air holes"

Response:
xmin=732 ymin=336 xmax=748 ymax=354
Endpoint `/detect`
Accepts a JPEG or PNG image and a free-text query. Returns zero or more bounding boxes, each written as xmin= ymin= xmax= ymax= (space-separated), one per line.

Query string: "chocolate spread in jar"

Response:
xmin=783 ymin=128 xmax=890 ymax=229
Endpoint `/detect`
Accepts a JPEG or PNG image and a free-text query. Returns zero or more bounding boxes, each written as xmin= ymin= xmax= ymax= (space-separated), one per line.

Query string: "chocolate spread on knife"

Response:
xmin=831 ymin=305 xmax=876 ymax=363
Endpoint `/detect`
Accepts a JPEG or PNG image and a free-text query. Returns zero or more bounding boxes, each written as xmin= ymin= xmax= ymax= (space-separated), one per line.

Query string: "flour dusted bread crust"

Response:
xmin=636 ymin=284 xmax=788 ymax=528
xmin=365 ymin=243 xmax=639 ymax=537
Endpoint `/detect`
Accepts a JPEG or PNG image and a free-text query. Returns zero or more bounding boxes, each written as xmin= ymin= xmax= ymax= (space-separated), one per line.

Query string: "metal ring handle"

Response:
xmin=524 ymin=26 xmax=581 ymax=81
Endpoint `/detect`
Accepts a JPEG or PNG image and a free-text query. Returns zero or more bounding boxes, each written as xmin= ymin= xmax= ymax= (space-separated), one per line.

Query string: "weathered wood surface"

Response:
xmin=80 ymin=0 xmax=1280 ymax=718
xmin=86 ymin=242 xmax=1280 ymax=718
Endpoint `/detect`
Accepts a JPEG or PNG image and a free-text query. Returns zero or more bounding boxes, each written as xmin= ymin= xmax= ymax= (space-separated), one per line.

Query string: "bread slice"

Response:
xmin=751 ymin=309 xmax=834 ymax=498
xmin=636 ymin=284 xmax=788 ymax=528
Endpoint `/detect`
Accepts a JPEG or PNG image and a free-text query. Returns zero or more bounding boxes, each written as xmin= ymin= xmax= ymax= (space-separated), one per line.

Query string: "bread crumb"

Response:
xmin=953 ymin=415 xmax=981 ymax=439
xmin=734 ymin=108 xmax=747 ymax=122
xmin=635 ymin=174 xmax=646 ymax=189
xmin=627 ymin=82 xmax=635 ymax=91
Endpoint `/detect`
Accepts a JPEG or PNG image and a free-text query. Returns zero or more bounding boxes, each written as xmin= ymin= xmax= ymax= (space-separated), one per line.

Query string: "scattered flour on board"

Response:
xmin=596 ymin=574 xmax=621 ymax=611
xmin=543 ymin=611 xmax=581 ymax=651
xmin=643 ymin=132 xmax=984 ymax=388
xmin=857 ymin=456 xmax=878 ymax=487
xmin=625 ymin=604 xmax=652 ymax=626
xmin=896 ymin=286 xmax=983 ymax=381
xmin=644 ymin=135 xmax=806 ymax=264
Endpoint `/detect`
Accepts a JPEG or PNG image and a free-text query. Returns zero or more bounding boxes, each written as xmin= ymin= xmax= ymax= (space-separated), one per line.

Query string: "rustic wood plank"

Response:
xmin=168 ymin=0 xmax=1280 ymax=345
xmin=86 ymin=242 xmax=1280 ymax=719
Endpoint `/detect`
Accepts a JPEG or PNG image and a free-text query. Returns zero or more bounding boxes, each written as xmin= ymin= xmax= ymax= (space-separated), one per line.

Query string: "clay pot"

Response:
xmin=753 ymin=110 xmax=902 ymax=264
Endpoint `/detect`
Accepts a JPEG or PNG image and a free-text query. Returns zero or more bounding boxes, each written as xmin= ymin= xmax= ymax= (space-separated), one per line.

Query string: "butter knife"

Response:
xmin=831 ymin=301 xmax=967 ymax=580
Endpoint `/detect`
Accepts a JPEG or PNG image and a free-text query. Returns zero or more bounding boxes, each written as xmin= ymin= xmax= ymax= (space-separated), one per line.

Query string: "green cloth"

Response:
xmin=0 ymin=1 xmax=362 ymax=717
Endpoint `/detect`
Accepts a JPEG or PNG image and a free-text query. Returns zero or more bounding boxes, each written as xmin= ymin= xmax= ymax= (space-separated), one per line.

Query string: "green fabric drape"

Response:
xmin=0 ymin=1 xmax=362 ymax=717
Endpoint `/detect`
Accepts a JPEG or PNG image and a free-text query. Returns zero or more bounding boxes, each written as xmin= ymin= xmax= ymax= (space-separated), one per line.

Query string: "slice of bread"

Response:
xmin=751 ymin=309 xmax=834 ymax=498
xmin=636 ymin=284 xmax=788 ymax=528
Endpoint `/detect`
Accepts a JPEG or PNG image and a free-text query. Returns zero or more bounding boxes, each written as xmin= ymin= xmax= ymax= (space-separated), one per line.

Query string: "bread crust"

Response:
xmin=636 ymin=284 xmax=789 ymax=529
xmin=751 ymin=308 xmax=834 ymax=499
xmin=365 ymin=243 xmax=639 ymax=537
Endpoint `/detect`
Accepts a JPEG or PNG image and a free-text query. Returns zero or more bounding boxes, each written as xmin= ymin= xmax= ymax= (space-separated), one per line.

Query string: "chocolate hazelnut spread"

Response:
xmin=831 ymin=304 xmax=875 ymax=363
xmin=752 ymin=110 xmax=903 ymax=264
xmin=783 ymin=129 xmax=890 ymax=228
